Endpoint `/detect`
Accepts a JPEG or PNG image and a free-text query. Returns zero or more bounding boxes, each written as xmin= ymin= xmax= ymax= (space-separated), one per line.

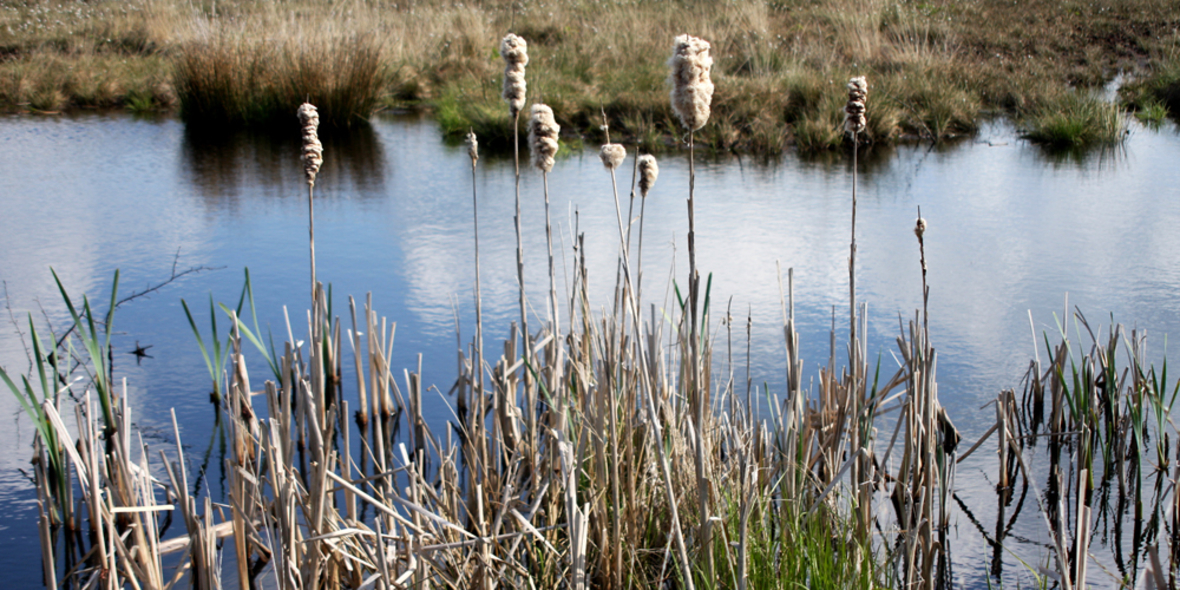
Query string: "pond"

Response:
xmin=1 ymin=111 xmax=1179 ymax=588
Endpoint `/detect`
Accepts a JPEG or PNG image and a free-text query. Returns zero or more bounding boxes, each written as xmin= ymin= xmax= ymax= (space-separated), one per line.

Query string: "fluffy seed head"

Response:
xmin=501 ymin=34 xmax=529 ymax=116
xmin=637 ymin=154 xmax=659 ymax=197
xmin=297 ymin=102 xmax=323 ymax=186
xmin=844 ymin=76 xmax=867 ymax=135
xmin=528 ymin=104 xmax=560 ymax=173
xmin=668 ymin=34 xmax=714 ymax=131
xmin=466 ymin=130 xmax=478 ymax=163
xmin=914 ymin=217 xmax=927 ymax=239
xmin=599 ymin=143 xmax=625 ymax=170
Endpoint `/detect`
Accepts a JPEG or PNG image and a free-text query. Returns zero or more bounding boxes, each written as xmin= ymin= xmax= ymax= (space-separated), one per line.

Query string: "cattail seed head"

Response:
xmin=466 ymin=130 xmax=479 ymax=163
xmin=914 ymin=217 xmax=927 ymax=239
xmin=599 ymin=143 xmax=625 ymax=170
xmin=637 ymin=154 xmax=659 ymax=197
xmin=668 ymin=34 xmax=714 ymax=132
xmin=528 ymin=103 xmax=560 ymax=173
xmin=844 ymin=76 xmax=867 ymax=135
xmin=501 ymin=34 xmax=529 ymax=117
xmin=297 ymin=102 xmax=323 ymax=186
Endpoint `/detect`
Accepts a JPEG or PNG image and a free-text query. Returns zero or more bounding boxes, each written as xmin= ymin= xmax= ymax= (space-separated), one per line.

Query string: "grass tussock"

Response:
xmin=1123 ymin=59 xmax=1180 ymax=124
xmin=1022 ymin=91 xmax=1127 ymax=148
xmin=174 ymin=29 xmax=384 ymax=129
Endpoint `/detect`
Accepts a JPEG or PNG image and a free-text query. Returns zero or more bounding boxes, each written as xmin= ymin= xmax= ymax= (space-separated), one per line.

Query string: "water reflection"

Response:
xmin=181 ymin=119 xmax=387 ymax=207
xmin=1028 ymin=140 xmax=1130 ymax=170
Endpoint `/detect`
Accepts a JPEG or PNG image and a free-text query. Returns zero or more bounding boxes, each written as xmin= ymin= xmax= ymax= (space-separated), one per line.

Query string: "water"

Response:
xmin=1 ymin=111 xmax=1179 ymax=587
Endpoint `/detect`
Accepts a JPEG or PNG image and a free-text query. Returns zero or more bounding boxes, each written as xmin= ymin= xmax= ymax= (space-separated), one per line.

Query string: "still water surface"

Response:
xmin=1 ymin=112 xmax=1178 ymax=587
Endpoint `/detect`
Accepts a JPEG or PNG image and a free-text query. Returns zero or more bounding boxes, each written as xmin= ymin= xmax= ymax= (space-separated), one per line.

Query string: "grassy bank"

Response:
xmin=0 ymin=0 xmax=1177 ymax=149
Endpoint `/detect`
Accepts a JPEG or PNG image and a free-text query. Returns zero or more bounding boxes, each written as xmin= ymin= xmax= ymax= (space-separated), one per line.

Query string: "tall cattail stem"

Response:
xmin=543 ymin=172 xmax=558 ymax=350
xmin=849 ymin=131 xmax=858 ymax=366
xmin=470 ymin=138 xmax=484 ymax=432
xmin=542 ymin=169 xmax=560 ymax=469
xmin=917 ymin=207 xmax=929 ymax=342
xmin=605 ymin=161 xmax=625 ymax=590
xmin=513 ymin=111 xmax=528 ymax=349
xmin=511 ymin=109 xmax=527 ymax=486
xmin=686 ymin=129 xmax=713 ymax=585
xmin=308 ymin=184 xmax=317 ymax=307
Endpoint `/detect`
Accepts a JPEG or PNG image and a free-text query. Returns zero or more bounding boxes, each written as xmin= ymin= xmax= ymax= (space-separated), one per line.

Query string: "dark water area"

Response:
xmin=2 ymin=111 xmax=1179 ymax=587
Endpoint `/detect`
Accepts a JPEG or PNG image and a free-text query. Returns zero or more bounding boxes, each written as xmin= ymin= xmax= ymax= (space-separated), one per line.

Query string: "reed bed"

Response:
xmin=7 ymin=28 xmax=1180 ymax=590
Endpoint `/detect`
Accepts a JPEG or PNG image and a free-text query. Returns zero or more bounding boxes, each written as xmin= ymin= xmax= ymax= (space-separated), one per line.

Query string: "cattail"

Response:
xmin=914 ymin=217 xmax=927 ymax=238
xmin=668 ymin=34 xmax=714 ymax=131
xmin=501 ymin=34 xmax=529 ymax=117
xmin=466 ymin=129 xmax=479 ymax=163
xmin=298 ymin=102 xmax=323 ymax=186
xmin=844 ymin=76 xmax=867 ymax=135
xmin=637 ymin=154 xmax=659 ymax=197
xmin=528 ymin=104 xmax=560 ymax=173
xmin=599 ymin=143 xmax=625 ymax=170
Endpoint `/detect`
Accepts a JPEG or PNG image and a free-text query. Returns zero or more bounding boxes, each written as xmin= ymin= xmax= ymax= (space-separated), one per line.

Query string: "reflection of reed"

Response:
xmin=180 ymin=119 xmax=386 ymax=206
xmin=1028 ymin=140 xmax=1129 ymax=171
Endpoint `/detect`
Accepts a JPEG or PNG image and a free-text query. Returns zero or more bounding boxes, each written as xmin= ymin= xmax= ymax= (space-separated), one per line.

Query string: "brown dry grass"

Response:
xmin=0 ymin=0 xmax=1177 ymax=148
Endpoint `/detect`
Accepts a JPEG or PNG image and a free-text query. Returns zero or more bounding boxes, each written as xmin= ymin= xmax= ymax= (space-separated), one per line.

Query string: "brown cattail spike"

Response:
xmin=844 ymin=76 xmax=867 ymax=136
xmin=466 ymin=130 xmax=479 ymax=163
xmin=298 ymin=102 xmax=323 ymax=186
xmin=528 ymin=104 xmax=560 ymax=173
xmin=669 ymin=35 xmax=714 ymax=132
xmin=501 ymin=34 xmax=529 ymax=117
xmin=637 ymin=154 xmax=659 ymax=197
xmin=600 ymin=144 xmax=625 ymax=170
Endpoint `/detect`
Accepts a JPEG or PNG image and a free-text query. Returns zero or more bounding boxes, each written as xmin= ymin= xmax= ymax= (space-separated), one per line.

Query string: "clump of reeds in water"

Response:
xmin=1023 ymin=91 xmax=1127 ymax=148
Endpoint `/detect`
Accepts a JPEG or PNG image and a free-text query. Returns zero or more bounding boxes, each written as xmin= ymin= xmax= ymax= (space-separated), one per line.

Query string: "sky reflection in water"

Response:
xmin=1 ymin=112 xmax=1179 ymax=587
